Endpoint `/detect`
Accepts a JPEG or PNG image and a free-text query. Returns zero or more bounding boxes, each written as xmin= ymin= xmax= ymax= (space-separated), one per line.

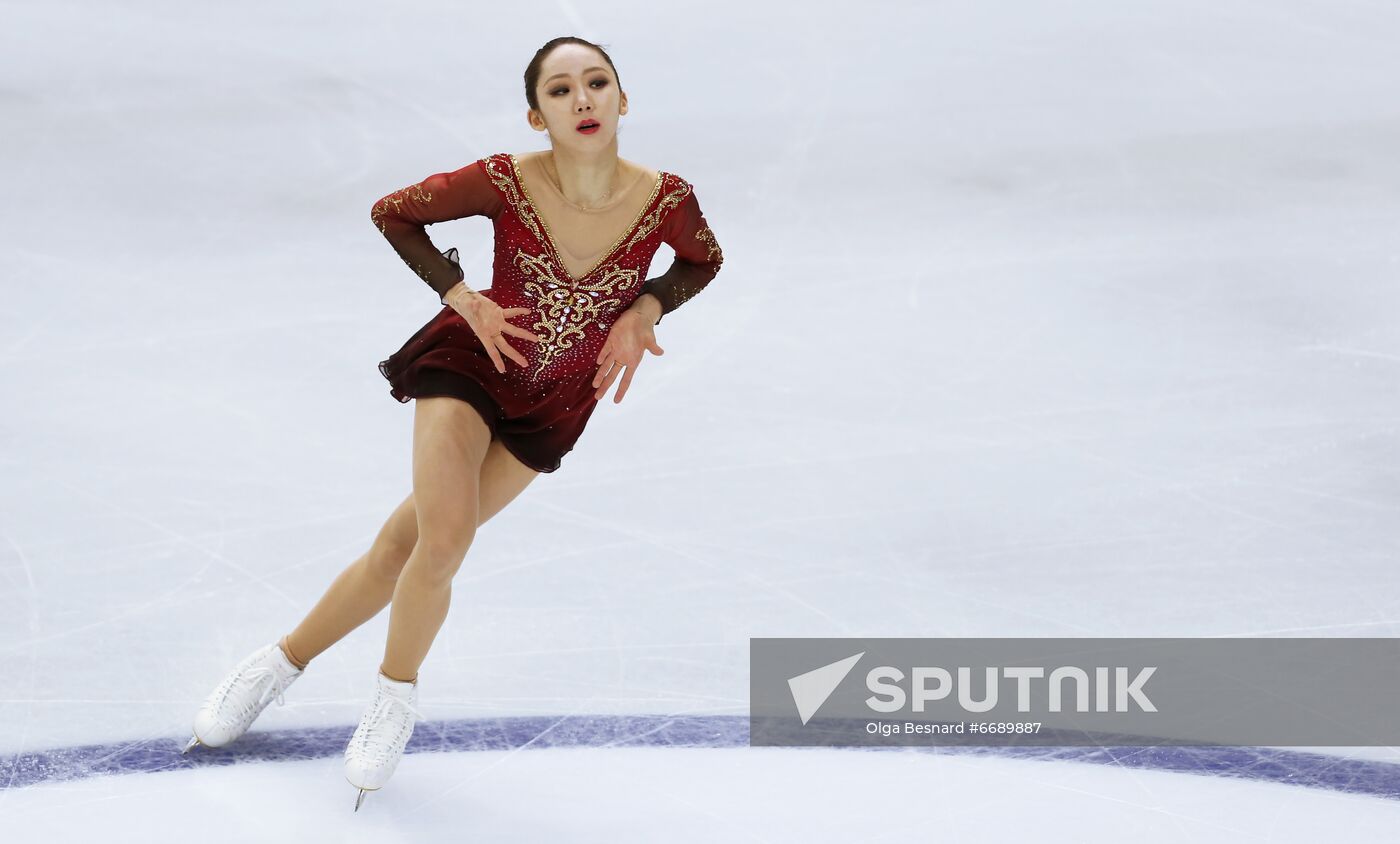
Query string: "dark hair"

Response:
xmin=524 ymin=37 xmax=622 ymax=113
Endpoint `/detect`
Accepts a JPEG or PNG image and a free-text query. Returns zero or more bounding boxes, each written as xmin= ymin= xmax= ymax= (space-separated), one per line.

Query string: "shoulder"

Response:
xmin=619 ymin=157 xmax=663 ymax=185
xmin=654 ymin=165 xmax=691 ymax=192
xmin=640 ymin=157 xmax=700 ymax=207
xmin=470 ymin=152 xmax=521 ymax=194
xmin=474 ymin=151 xmax=524 ymax=174
xmin=655 ymin=167 xmax=694 ymax=203
xmin=477 ymin=151 xmax=512 ymax=169
xmin=614 ymin=156 xmax=689 ymax=195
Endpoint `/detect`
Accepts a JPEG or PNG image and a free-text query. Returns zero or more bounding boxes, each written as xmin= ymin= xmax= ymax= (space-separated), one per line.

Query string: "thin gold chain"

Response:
xmin=509 ymin=153 xmax=664 ymax=284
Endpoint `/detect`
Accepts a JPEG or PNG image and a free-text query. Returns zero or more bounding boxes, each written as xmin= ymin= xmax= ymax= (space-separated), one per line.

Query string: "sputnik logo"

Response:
xmin=787 ymin=652 xmax=865 ymax=725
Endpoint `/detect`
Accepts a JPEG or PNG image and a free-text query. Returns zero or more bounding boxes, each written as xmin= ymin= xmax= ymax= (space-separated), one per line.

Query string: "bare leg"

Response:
xmin=379 ymin=396 xmax=495 ymax=683
xmin=282 ymin=428 xmax=539 ymax=670
xmin=279 ymin=498 xmax=416 ymax=670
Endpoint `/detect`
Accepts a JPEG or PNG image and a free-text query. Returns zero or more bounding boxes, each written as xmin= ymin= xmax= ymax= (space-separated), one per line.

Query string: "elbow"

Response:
xmin=370 ymin=196 xmax=395 ymax=234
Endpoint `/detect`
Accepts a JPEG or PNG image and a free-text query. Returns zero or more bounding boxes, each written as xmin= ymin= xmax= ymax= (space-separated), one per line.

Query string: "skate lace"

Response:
xmin=211 ymin=662 xmax=295 ymax=724
xmin=350 ymin=691 xmax=424 ymax=764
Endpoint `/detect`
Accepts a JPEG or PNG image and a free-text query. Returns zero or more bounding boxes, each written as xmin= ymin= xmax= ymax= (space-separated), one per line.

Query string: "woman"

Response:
xmin=182 ymin=36 xmax=725 ymax=810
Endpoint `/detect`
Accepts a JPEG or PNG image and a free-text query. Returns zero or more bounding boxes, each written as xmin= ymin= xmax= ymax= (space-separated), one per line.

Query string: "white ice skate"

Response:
xmin=183 ymin=641 xmax=304 ymax=753
xmin=344 ymin=670 xmax=423 ymax=811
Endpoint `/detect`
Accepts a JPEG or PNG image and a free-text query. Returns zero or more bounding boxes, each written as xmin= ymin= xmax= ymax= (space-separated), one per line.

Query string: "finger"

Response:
xmin=592 ymin=362 xmax=611 ymax=397
xmin=596 ymin=339 xmax=612 ymax=368
xmin=495 ymin=337 xmax=528 ymax=369
xmin=615 ymin=364 xmax=636 ymax=404
xmin=502 ymin=323 xmax=543 ymax=343
xmin=590 ymin=351 xmax=613 ymax=389
xmin=483 ymin=342 xmax=506 ymax=374
xmin=594 ymin=362 xmax=621 ymax=400
xmin=648 ymin=339 xmax=664 ymax=356
xmin=509 ymin=319 xmax=544 ymax=343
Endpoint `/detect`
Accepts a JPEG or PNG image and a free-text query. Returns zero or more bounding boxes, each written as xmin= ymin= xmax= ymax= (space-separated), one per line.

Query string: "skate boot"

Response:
xmin=183 ymin=641 xmax=304 ymax=753
xmin=344 ymin=670 xmax=423 ymax=811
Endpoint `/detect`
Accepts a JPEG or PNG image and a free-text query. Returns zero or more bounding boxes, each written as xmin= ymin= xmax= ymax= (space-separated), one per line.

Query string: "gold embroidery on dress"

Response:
xmin=487 ymin=155 xmax=675 ymax=379
xmin=371 ymin=182 xmax=433 ymax=234
xmin=509 ymin=154 xmax=663 ymax=284
xmin=694 ymin=225 xmax=724 ymax=268
xmin=484 ymin=155 xmax=545 ymax=245
xmin=594 ymin=264 xmax=641 ymax=291
xmin=624 ymin=178 xmax=692 ymax=254
xmin=513 ymin=247 xmax=636 ymax=380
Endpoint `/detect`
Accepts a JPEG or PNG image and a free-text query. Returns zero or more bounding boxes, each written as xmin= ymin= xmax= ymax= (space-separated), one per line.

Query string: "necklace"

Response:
xmin=542 ymin=156 xmax=620 ymax=211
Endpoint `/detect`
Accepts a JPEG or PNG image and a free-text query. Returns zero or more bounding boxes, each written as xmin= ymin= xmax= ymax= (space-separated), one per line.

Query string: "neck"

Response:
xmin=547 ymin=140 xmax=622 ymax=207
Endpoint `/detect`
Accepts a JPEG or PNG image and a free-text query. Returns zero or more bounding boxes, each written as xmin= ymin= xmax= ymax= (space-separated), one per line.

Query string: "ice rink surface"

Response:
xmin=2 ymin=0 xmax=1399 ymax=839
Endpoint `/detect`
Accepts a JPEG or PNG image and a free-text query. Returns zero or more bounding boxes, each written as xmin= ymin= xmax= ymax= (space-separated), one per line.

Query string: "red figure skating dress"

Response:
xmin=373 ymin=152 xmax=725 ymax=473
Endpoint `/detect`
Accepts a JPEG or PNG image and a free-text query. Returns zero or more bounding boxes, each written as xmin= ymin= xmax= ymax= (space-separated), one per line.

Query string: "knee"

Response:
xmin=365 ymin=539 xmax=416 ymax=582
xmin=405 ymin=533 xmax=475 ymax=582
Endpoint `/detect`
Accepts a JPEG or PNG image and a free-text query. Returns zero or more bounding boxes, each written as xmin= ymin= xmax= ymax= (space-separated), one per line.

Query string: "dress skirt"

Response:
xmin=377 ymin=305 xmax=603 ymax=474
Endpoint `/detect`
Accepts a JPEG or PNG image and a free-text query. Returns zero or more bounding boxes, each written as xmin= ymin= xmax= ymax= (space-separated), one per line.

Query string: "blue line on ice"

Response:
xmin=3 ymin=715 xmax=1398 ymax=800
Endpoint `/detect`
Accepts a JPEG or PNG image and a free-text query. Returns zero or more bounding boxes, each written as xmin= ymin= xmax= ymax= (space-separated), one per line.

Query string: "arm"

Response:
xmin=370 ymin=159 xmax=503 ymax=303
xmin=636 ymin=189 xmax=724 ymax=326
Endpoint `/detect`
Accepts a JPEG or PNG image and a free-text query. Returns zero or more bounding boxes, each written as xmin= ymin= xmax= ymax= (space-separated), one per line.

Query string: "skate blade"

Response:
xmin=347 ymin=776 xmax=379 ymax=812
xmin=181 ymin=735 xmax=201 ymax=754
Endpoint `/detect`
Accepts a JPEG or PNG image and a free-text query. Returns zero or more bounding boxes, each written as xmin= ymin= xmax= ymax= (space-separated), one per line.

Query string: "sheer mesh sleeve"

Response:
xmin=640 ymin=189 xmax=724 ymax=325
xmin=371 ymin=159 xmax=504 ymax=301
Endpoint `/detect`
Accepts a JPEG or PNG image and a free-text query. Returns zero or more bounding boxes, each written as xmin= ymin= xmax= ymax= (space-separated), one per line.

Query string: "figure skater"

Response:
xmin=183 ymin=35 xmax=725 ymax=811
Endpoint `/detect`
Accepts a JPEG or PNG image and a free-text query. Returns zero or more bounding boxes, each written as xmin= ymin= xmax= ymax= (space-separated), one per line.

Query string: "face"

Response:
xmin=529 ymin=44 xmax=627 ymax=147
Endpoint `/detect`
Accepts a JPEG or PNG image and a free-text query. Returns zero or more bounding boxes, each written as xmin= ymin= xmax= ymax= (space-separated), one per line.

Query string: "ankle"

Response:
xmin=280 ymin=636 xmax=309 ymax=671
xmin=378 ymin=665 xmax=417 ymax=684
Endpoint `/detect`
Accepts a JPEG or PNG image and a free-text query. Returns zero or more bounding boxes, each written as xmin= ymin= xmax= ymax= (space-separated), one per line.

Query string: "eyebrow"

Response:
xmin=544 ymin=66 xmax=607 ymax=84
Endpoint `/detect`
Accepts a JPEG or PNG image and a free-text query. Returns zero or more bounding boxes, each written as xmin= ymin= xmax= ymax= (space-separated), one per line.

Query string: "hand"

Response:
xmin=592 ymin=308 xmax=664 ymax=404
xmin=446 ymin=289 xmax=543 ymax=373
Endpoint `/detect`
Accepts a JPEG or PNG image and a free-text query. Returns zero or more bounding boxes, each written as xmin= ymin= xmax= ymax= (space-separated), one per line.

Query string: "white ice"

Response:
xmin=2 ymin=0 xmax=1400 ymax=840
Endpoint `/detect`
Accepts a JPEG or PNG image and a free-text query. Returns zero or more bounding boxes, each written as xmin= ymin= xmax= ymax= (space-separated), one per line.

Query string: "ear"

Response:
xmin=619 ymin=90 xmax=628 ymax=116
xmin=526 ymin=108 xmax=545 ymax=132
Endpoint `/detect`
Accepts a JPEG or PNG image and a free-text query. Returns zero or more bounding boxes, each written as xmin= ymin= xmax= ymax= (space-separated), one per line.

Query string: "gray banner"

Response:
xmin=750 ymin=638 xmax=1400 ymax=747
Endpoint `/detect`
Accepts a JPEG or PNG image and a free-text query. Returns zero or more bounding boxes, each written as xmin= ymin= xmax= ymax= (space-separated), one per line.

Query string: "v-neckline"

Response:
xmin=508 ymin=153 xmax=665 ymax=285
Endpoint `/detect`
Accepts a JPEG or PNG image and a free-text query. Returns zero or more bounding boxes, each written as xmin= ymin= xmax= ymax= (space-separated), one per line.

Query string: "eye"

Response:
xmin=550 ymin=78 xmax=609 ymax=96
